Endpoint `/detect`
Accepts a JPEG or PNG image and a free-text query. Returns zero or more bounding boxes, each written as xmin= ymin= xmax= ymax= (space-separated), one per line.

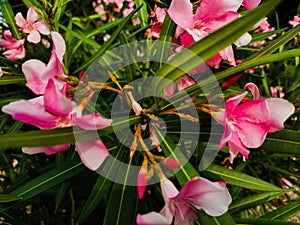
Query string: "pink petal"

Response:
xmin=220 ymin=125 xmax=232 ymax=149
xmin=3 ymin=47 xmax=25 ymax=60
xmin=265 ymin=98 xmax=295 ymax=132
xmin=243 ymin=0 xmax=261 ymax=10
xmin=1 ymin=97 xmax=58 ymax=129
xmin=0 ymin=68 xmax=3 ymax=77
xmin=27 ymin=30 xmax=41 ymax=43
xmin=228 ymin=132 xmax=249 ymax=162
xmin=235 ymin=119 xmax=269 ymax=148
xmin=35 ymin=21 xmax=50 ymax=34
xmin=161 ymin=179 xmax=179 ymax=203
xmin=27 ymin=6 xmax=39 ymax=23
xmin=44 ymin=79 xmax=75 ymax=116
xmin=72 ymin=113 xmax=112 ymax=130
xmin=138 ymin=171 xmax=148 ymax=199
xmin=15 ymin=12 xmax=27 ymax=28
xmin=244 ymin=82 xmax=260 ymax=100
xmin=174 ymin=205 xmax=197 ymax=225
xmin=136 ymin=212 xmax=170 ymax=225
xmin=219 ymin=45 xmax=236 ymax=66
xmin=195 ymin=0 xmax=242 ymax=21
xmin=22 ymin=59 xmax=47 ymax=94
xmin=225 ymin=92 xmax=247 ymax=117
xmin=235 ymin=32 xmax=252 ymax=46
xmin=156 ymin=7 xmax=166 ymax=23
xmin=175 ymin=177 xmax=232 ymax=217
xmin=23 ymin=144 xmax=69 ymax=155
xmin=51 ymin=32 xmax=66 ymax=63
xmin=206 ymin=54 xmax=223 ymax=69
xmin=168 ymin=0 xmax=193 ymax=30
xmin=75 ymin=139 xmax=109 ymax=170
xmin=163 ymin=158 xmax=181 ymax=170
xmin=234 ymin=99 xmax=270 ymax=123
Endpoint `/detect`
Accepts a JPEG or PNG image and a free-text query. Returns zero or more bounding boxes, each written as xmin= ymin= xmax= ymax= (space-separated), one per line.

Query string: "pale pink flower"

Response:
xmin=214 ymin=83 xmax=295 ymax=162
xmin=0 ymin=30 xmax=26 ymax=60
xmin=168 ymin=0 xmax=252 ymax=68
xmin=15 ymin=6 xmax=50 ymax=43
xmin=137 ymin=177 xmax=232 ymax=225
xmin=22 ymin=32 xmax=66 ymax=95
xmin=0 ymin=68 xmax=3 ymax=77
xmin=147 ymin=7 xmax=166 ymax=38
xmin=289 ymin=14 xmax=300 ymax=28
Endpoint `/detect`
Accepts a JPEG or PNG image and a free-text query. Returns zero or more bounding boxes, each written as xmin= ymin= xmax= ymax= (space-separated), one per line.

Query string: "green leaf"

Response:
xmin=197 ymin=211 xmax=236 ymax=225
xmin=134 ymin=0 xmax=148 ymax=28
xmin=54 ymin=180 xmax=70 ymax=213
xmin=235 ymin=218 xmax=300 ymax=225
xmin=261 ymin=199 xmax=300 ymax=220
xmin=229 ymin=191 xmax=287 ymax=214
xmin=74 ymin=5 xmax=144 ymax=73
xmin=154 ymin=0 xmax=282 ymax=93
xmin=214 ymin=49 xmax=300 ymax=82
xmin=103 ymin=157 xmax=138 ymax=225
xmin=0 ymin=160 xmax=84 ymax=213
xmin=0 ymin=194 xmax=22 ymax=203
xmin=0 ymin=116 xmax=141 ymax=149
xmin=246 ymin=24 xmax=300 ymax=61
xmin=153 ymin=125 xmax=199 ymax=186
xmin=77 ymin=145 xmax=125 ymax=224
xmin=120 ymin=31 xmax=136 ymax=81
xmin=0 ymin=77 xmax=26 ymax=85
xmin=260 ymin=129 xmax=300 ymax=156
xmin=201 ymin=164 xmax=282 ymax=192
xmin=1 ymin=0 xmax=21 ymax=39
xmin=250 ymin=28 xmax=286 ymax=43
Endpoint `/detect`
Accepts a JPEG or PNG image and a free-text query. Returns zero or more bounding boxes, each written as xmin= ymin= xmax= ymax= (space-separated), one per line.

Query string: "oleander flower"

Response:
xmin=0 ymin=30 xmax=26 ymax=60
xmin=214 ymin=83 xmax=295 ymax=162
xmin=137 ymin=177 xmax=232 ymax=225
xmin=15 ymin=6 xmax=50 ymax=43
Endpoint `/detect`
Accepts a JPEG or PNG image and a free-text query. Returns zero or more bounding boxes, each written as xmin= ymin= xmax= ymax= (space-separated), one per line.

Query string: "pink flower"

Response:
xmin=137 ymin=177 xmax=232 ymax=225
xmin=168 ymin=0 xmax=252 ymax=68
xmin=289 ymin=14 xmax=300 ymax=28
xmin=22 ymin=32 xmax=66 ymax=94
xmin=2 ymin=79 xmax=112 ymax=130
xmin=147 ymin=7 xmax=166 ymax=38
xmin=0 ymin=68 xmax=3 ymax=77
xmin=15 ymin=6 xmax=50 ymax=43
xmin=242 ymin=0 xmax=261 ymax=10
xmin=2 ymin=79 xmax=112 ymax=170
xmin=214 ymin=83 xmax=295 ymax=162
xmin=0 ymin=30 xmax=26 ymax=60
xmin=270 ymin=86 xmax=285 ymax=98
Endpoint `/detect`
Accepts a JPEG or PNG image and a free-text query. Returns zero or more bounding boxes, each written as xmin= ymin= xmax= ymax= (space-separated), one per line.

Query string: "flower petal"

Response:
xmin=23 ymin=144 xmax=69 ymax=155
xmin=51 ymin=32 xmax=66 ymax=63
xmin=161 ymin=178 xmax=179 ymax=202
xmin=35 ymin=21 xmax=50 ymax=34
xmin=228 ymin=132 xmax=249 ymax=162
xmin=71 ymin=113 xmax=112 ymax=130
xmin=168 ymin=0 xmax=193 ymax=30
xmin=244 ymin=82 xmax=260 ymax=100
xmin=75 ymin=139 xmax=109 ymax=170
xmin=136 ymin=212 xmax=171 ymax=225
xmin=22 ymin=59 xmax=48 ymax=94
xmin=174 ymin=205 xmax=197 ymax=225
xmin=235 ymin=32 xmax=252 ymax=46
xmin=265 ymin=98 xmax=295 ymax=132
xmin=225 ymin=91 xmax=247 ymax=117
xmin=27 ymin=30 xmax=41 ymax=43
xmin=176 ymin=177 xmax=232 ymax=217
xmin=44 ymin=79 xmax=75 ymax=116
xmin=243 ymin=0 xmax=261 ymax=10
xmin=15 ymin=12 xmax=27 ymax=28
xmin=27 ymin=6 xmax=39 ymax=23
xmin=1 ymin=97 xmax=58 ymax=129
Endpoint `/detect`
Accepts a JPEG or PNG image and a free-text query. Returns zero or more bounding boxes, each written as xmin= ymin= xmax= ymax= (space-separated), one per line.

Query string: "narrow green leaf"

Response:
xmin=1 ymin=0 xmax=21 ymax=39
xmin=201 ymin=164 xmax=282 ymax=191
xmin=0 ymin=116 xmax=141 ymax=149
xmin=246 ymin=24 xmax=300 ymax=61
xmin=229 ymin=191 xmax=287 ymax=214
xmin=0 ymin=194 xmax=21 ymax=203
xmin=197 ymin=211 xmax=236 ymax=225
xmin=260 ymin=129 xmax=300 ymax=156
xmin=103 ymin=157 xmax=138 ymax=225
xmin=153 ymin=125 xmax=199 ymax=186
xmin=0 ymin=77 xmax=26 ymax=85
xmin=56 ymin=23 xmax=101 ymax=49
xmin=262 ymin=199 xmax=300 ymax=220
xmin=54 ymin=181 xmax=70 ymax=213
xmin=214 ymin=50 xmax=300 ymax=81
xmin=250 ymin=28 xmax=286 ymax=43
xmin=120 ymin=31 xmax=136 ymax=81
xmin=74 ymin=5 xmax=143 ymax=73
xmin=0 ymin=160 xmax=84 ymax=213
xmin=134 ymin=0 xmax=148 ymax=28
xmin=154 ymin=0 xmax=282 ymax=93
xmin=235 ymin=218 xmax=300 ymax=225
